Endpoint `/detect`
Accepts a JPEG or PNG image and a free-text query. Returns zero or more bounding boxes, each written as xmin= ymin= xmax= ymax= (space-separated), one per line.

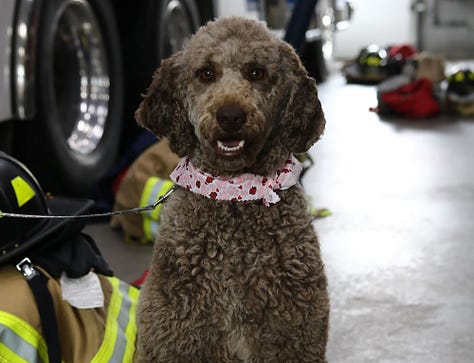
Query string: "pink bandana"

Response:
xmin=170 ymin=155 xmax=302 ymax=206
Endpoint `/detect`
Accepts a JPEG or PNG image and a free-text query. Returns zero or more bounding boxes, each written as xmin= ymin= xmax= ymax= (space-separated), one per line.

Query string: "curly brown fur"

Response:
xmin=135 ymin=17 xmax=329 ymax=362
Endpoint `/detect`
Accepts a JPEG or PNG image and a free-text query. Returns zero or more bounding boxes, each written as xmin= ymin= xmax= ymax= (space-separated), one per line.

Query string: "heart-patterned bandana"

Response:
xmin=169 ymin=155 xmax=303 ymax=206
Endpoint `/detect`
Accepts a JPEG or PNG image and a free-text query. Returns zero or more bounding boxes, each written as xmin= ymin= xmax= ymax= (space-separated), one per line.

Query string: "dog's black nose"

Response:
xmin=216 ymin=104 xmax=246 ymax=133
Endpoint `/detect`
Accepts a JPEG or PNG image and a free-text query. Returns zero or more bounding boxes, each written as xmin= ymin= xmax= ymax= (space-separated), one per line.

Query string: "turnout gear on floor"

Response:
xmin=0 ymin=152 xmax=138 ymax=362
xmin=380 ymin=78 xmax=441 ymax=118
xmin=111 ymin=139 xmax=179 ymax=243
xmin=414 ymin=52 xmax=445 ymax=84
xmin=373 ymin=52 xmax=445 ymax=119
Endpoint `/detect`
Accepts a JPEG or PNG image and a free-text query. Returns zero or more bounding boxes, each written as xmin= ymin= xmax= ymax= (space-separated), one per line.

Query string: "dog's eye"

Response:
xmin=197 ymin=67 xmax=216 ymax=82
xmin=248 ymin=67 xmax=265 ymax=81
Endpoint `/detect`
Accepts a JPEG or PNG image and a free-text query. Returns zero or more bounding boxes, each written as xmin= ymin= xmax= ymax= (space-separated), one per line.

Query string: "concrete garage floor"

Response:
xmin=86 ymin=68 xmax=474 ymax=362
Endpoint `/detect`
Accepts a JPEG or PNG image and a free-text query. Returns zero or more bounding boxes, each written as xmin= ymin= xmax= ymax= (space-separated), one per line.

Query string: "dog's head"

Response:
xmin=136 ymin=17 xmax=325 ymax=175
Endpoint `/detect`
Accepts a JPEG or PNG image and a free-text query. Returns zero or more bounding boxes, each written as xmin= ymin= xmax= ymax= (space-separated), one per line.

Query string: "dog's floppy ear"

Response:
xmin=135 ymin=51 xmax=196 ymax=157
xmin=278 ymin=42 xmax=326 ymax=153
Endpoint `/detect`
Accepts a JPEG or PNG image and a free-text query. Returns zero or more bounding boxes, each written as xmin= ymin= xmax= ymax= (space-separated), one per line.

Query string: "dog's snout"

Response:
xmin=216 ymin=105 xmax=247 ymax=133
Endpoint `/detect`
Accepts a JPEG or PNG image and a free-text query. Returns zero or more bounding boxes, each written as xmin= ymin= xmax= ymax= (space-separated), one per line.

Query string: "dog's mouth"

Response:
xmin=215 ymin=139 xmax=246 ymax=156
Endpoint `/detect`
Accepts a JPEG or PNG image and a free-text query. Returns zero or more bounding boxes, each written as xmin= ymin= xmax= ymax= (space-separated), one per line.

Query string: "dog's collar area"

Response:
xmin=169 ymin=155 xmax=303 ymax=206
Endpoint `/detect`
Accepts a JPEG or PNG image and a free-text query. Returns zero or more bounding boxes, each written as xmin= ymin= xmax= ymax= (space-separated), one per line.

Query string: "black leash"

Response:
xmin=16 ymin=258 xmax=61 ymax=363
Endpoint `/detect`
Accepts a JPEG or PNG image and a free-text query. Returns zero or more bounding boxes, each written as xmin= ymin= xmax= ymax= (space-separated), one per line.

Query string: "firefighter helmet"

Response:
xmin=447 ymin=68 xmax=474 ymax=97
xmin=0 ymin=151 xmax=92 ymax=264
xmin=446 ymin=68 xmax=474 ymax=115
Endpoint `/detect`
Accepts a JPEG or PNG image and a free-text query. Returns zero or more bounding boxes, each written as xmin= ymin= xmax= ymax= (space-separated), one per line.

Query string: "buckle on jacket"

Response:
xmin=16 ymin=257 xmax=39 ymax=280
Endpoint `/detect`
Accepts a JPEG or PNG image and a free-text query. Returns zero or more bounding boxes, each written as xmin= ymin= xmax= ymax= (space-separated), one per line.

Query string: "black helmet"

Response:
xmin=447 ymin=69 xmax=474 ymax=97
xmin=344 ymin=44 xmax=408 ymax=84
xmin=357 ymin=44 xmax=389 ymax=75
xmin=0 ymin=151 xmax=93 ymax=264
xmin=357 ymin=44 xmax=409 ymax=78
xmin=446 ymin=68 xmax=474 ymax=115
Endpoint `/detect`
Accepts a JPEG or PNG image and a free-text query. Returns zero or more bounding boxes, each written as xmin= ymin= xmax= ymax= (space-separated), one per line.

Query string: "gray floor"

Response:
xmin=86 ymin=68 xmax=474 ymax=362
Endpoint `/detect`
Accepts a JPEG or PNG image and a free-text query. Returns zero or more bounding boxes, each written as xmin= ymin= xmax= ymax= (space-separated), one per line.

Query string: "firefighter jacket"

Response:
xmin=0 ymin=265 xmax=138 ymax=362
xmin=111 ymin=139 xmax=179 ymax=243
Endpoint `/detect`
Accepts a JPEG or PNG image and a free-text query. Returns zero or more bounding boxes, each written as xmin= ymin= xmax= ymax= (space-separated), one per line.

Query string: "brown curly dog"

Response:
xmin=134 ymin=17 xmax=329 ymax=362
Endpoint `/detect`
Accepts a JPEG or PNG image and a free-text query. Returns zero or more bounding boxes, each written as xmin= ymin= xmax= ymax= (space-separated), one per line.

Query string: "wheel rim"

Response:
xmin=162 ymin=0 xmax=196 ymax=58
xmin=53 ymin=0 xmax=109 ymax=156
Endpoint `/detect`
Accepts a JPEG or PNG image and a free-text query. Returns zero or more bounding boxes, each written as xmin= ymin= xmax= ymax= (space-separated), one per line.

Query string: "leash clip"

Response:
xmin=16 ymin=257 xmax=39 ymax=280
xmin=151 ymin=185 xmax=177 ymax=208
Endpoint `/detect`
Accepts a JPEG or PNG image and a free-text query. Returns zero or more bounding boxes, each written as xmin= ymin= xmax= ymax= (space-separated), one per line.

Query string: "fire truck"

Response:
xmin=0 ymin=0 xmax=352 ymax=194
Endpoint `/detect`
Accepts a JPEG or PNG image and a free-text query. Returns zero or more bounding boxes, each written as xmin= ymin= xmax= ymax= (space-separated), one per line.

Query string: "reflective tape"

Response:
xmin=1 ymin=278 xmax=138 ymax=363
xmin=10 ymin=176 xmax=35 ymax=207
xmin=0 ymin=311 xmax=48 ymax=363
xmin=122 ymin=285 xmax=139 ymax=362
xmin=366 ymin=55 xmax=381 ymax=67
xmin=91 ymin=277 xmax=138 ymax=363
xmin=139 ymin=177 xmax=174 ymax=241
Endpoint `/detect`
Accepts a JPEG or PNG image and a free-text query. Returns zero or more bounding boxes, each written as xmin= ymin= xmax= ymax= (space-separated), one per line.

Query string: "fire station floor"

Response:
xmin=86 ymin=65 xmax=474 ymax=362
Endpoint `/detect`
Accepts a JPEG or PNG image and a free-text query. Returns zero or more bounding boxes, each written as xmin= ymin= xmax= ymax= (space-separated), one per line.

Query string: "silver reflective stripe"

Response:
xmin=108 ymin=279 xmax=136 ymax=362
xmin=0 ymin=323 xmax=44 ymax=363
xmin=150 ymin=217 xmax=159 ymax=239
xmin=144 ymin=179 xmax=165 ymax=217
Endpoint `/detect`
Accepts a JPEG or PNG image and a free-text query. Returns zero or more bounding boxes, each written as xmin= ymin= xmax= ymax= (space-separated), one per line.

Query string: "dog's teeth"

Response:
xmin=217 ymin=140 xmax=245 ymax=152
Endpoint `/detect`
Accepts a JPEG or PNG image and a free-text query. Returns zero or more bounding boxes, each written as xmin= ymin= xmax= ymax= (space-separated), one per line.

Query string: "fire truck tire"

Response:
xmin=117 ymin=0 xmax=200 ymax=148
xmin=15 ymin=0 xmax=123 ymax=196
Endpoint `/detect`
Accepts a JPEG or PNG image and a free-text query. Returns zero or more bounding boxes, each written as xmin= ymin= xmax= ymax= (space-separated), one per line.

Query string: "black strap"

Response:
xmin=17 ymin=259 xmax=61 ymax=363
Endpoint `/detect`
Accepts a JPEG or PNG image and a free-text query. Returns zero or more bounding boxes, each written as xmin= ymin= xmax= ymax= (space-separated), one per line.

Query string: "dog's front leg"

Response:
xmin=235 ymin=253 xmax=329 ymax=363
xmin=135 ymin=250 xmax=211 ymax=362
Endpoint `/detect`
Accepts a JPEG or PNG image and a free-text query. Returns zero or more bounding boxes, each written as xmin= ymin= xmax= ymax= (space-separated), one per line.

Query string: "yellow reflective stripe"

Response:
xmin=139 ymin=177 xmax=174 ymax=241
xmin=139 ymin=177 xmax=159 ymax=241
xmin=0 ymin=311 xmax=48 ymax=363
xmin=139 ymin=177 xmax=159 ymax=208
xmin=121 ymin=286 xmax=139 ymax=362
xmin=10 ymin=176 xmax=36 ymax=207
xmin=0 ymin=342 xmax=29 ymax=363
xmin=109 ymin=281 xmax=137 ymax=363
xmin=91 ymin=277 xmax=138 ymax=363
xmin=455 ymin=71 xmax=464 ymax=82
xmin=366 ymin=55 xmax=381 ymax=67
xmin=150 ymin=180 xmax=174 ymax=221
xmin=91 ymin=277 xmax=122 ymax=362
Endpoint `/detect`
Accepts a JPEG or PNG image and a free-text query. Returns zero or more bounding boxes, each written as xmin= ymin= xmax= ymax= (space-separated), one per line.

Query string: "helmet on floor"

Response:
xmin=344 ymin=44 xmax=416 ymax=84
xmin=446 ymin=68 xmax=474 ymax=115
xmin=447 ymin=69 xmax=474 ymax=97
xmin=0 ymin=151 xmax=92 ymax=264
xmin=357 ymin=44 xmax=389 ymax=75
